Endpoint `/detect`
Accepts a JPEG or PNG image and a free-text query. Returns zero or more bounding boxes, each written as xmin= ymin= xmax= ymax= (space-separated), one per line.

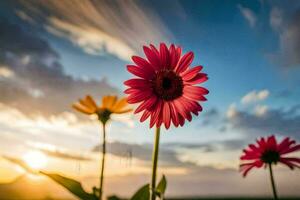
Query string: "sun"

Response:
xmin=22 ymin=151 xmax=48 ymax=170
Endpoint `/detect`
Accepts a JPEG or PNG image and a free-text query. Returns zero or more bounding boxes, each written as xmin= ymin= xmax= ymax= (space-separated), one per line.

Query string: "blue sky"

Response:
xmin=45 ymin=0 xmax=300 ymax=109
xmin=0 ymin=0 xmax=300 ymax=198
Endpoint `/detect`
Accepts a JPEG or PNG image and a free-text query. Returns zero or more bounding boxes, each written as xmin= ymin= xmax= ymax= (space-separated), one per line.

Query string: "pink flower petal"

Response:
xmin=176 ymin=52 xmax=194 ymax=73
xmin=124 ymin=79 xmax=150 ymax=88
xmin=183 ymin=87 xmax=207 ymax=101
xmin=267 ymin=135 xmax=277 ymax=150
xmin=169 ymin=44 xmax=177 ymax=69
xmin=134 ymin=96 xmax=157 ymax=114
xmin=240 ymin=160 xmax=263 ymax=177
xmin=127 ymin=90 xmax=152 ymax=103
xmin=281 ymin=144 xmax=300 ymax=155
xmin=150 ymin=100 xmax=162 ymax=128
xmin=124 ymin=88 xmax=140 ymax=94
xmin=132 ymin=56 xmax=155 ymax=72
xmin=184 ymin=85 xmax=209 ymax=95
xmin=181 ymin=66 xmax=203 ymax=81
xmin=163 ymin=102 xmax=171 ymax=129
xmin=127 ymin=65 xmax=153 ymax=79
xmin=173 ymin=98 xmax=190 ymax=121
xmin=176 ymin=97 xmax=192 ymax=121
xmin=150 ymin=44 xmax=160 ymax=56
xmin=278 ymin=137 xmax=295 ymax=153
xmin=160 ymin=43 xmax=170 ymax=69
xmin=169 ymin=101 xmax=179 ymax=127
xmin=279 ymin=157 xmax=300 ymax=169
xmin=178 ymin=114 xmax=185 ymax=126
xmin=143 ymin=46 xmax=161 ymax=70
xmin=140 ymin=110 xmax=151 ymax=122
xmin=184 ymin=73 xmax=208 ymax=85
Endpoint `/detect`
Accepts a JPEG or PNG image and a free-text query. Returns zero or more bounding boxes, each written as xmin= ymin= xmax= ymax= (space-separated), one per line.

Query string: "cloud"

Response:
xmin=38 ymin=148 xmax=92 ymax=161
xmin=226 ymin=103 xmax=238 ymax=119
xmin=267 ymin=2 xmax=300 ymax=68
xmin=254 ymin=104 xmax=268 ymax=116
xmin=45 ymin=17 xmax=135 ymax=61
xmin=0 ymin=19 xmax=117 ymax=117
xmin=92 ymin=141 xmax=185 ymax=167
xmin=15 ymin=10 xmax=35 ymax=24
xmin=0 ymin=66 xmax=14 ymax=78
xmin=270 ymin=7 xmax=283 ymax=31
xmin=226 ymin=104 xmax=300 ymax=139
xmin=238 ymin=4 xmax=257 ymax=28
xmin=165 ymin=139 xmax=246 ymax=152
xmin=200 ymin=108 xmax=219 ymax=126
xmin=0 ymin=103 xmax=99 ymax=151
xmin=241 ymin=89 xmax=270 ymax=104
xmin=2 ymin=155 xmax=37 ymax=174
xmin=93 ymin=139 xmax=247 ymax=168
xmin=17 ymin=0 xmax=172 ymax=61
xmin=278 ymin=9 xmax=300 ymax=67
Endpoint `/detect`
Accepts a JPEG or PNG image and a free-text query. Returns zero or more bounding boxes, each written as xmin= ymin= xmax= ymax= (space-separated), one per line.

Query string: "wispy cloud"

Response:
xmin=241 ymin=90 xmax=270 ymax=104
xmin=278 ymin=9 xmax=300 ymax=67
xmin=266 ymin=2 xmax=300 ymax=68
xmin=270 ymin=7 xmax=283 ymax=31
xmin=38 ymin=148 xmax=92 ymax=161
xmin=17 ymin=0 xmax=172 ymax=61
xmin=92 ymin=141 xmax=185 ymax=167
xmin=226 ymin=103 xmax=300 ymax=139
xmin=238 ymin=2 xmax=300 ymax=68
xmin=0 ymin=19 xmax=117 ymax=117
xmin=238 ymin=4 xmax=257 ymax=28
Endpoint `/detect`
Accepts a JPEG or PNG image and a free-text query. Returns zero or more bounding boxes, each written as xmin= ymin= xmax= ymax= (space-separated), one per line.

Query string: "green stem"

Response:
xmin=268 ymin=164 xmax=278 ymax=200
xmin=151 ymin=127 xmax=161 ymax=200
xmin=99 ymin=123 xmax=106 ymax=200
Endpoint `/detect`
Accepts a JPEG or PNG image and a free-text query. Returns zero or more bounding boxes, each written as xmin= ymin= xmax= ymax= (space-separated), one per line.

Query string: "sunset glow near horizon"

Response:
xmin=0 ymin=0 xmax=300 ymax=198
xmin=22 ymin=151 xmax=48 ymax=170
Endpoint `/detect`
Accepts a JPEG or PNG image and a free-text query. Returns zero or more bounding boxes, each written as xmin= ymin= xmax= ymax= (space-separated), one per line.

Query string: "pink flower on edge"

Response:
xmin=240 ymin=135 xmax=300 ymax=177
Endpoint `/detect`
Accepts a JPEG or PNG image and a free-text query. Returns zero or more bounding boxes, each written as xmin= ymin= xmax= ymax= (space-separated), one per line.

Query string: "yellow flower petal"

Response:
xmin=112 ymin=97 xmax=128 ymax=112
xmin=114 ymin=108 xmax=133 ymax=114
xmin=79 ymin=99 xmax=94 ymax=110
xmin=85 ymin=95 xmax=98 ymax=110
xmin=106 ymin=96 xmax=117 ymax=110
xmin=102 ymin=96 xmax=109 ymax=108
xmin=72 ymin=103 xmax=95 ymax=115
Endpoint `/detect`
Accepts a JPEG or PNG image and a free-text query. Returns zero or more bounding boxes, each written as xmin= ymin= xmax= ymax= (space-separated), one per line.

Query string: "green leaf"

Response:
xmin=156 ymin=175 xmax=167 ymax=199
xmin=130 ymin=184 xmax=150 ymax=200
xmin=40 ymin=171 xmax=97 ymax=200
xmin=107 ymin=195 xmax=122 ymax=200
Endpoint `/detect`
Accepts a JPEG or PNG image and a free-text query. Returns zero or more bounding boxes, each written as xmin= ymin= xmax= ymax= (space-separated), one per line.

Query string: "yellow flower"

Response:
xmin=73 ymin=95 xmax=132 ymax=124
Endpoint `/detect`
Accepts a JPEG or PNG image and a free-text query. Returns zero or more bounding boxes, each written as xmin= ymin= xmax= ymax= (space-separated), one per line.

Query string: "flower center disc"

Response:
xmin=151 ymin=70 xmax=183 ymax=101
xmin=97 ymin=108 xmax=112 ymax=124
xmin=261 ymin=150 xmax=280 ymax=164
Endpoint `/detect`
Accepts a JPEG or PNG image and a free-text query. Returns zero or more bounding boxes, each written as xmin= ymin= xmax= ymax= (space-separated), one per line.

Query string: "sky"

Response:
xmin=0 ymin=0 xmax=300 ymax=198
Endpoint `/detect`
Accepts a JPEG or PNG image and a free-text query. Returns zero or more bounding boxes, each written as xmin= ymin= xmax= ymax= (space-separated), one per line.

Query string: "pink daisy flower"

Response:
xmin=240 ymin=135 xmax=300 ymax=177
xmin=124 ymin=43 xmax=209 ymax=129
